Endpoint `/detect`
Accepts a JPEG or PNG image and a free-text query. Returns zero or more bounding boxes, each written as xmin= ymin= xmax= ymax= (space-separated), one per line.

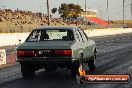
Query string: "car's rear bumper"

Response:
xmin=16 ymin=56 xmax=77 ymax=64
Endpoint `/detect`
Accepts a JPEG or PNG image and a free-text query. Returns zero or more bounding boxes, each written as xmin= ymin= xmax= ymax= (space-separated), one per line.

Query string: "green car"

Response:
xmin=16 ymin=26 xmax=96 ymax=78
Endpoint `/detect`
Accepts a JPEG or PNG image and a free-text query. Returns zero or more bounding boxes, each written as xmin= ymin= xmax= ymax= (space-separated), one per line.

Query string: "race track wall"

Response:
xmin=0 ymin=28 xmax=132 ymax=47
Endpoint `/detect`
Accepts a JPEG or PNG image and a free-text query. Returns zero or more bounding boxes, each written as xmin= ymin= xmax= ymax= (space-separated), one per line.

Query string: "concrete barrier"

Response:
xmin=0 ymin=28 xmax=132 ymax=47
xmin=0 ymin=33 xmax=29 ymax=46
xmin=0 ymin=49 xmax=6 ymax=65
xmin=84 ymin=28 xmax=132 ymax=37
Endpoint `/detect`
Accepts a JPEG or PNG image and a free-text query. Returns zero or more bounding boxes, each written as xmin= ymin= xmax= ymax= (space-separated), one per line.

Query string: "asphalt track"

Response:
xmin=0 ymin=32 xmax=132 ymax=88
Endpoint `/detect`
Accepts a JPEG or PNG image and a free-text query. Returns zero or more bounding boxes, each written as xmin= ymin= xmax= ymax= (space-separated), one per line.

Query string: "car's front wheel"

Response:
xmin=21 ymin=64 xmax=35 ymax=78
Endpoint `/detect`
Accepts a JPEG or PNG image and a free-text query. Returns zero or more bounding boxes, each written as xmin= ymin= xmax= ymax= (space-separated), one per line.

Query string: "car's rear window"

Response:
xmin=26 ymin=29 xmax=74 ymax=42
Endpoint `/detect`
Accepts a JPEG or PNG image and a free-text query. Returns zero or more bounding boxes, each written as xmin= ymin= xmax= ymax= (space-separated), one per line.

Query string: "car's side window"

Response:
xmin=77 ymin=29 xmax=84 ymax=42
xmin=82 ymin=30 xmax=89 ymax=41
xmin=78 ymin=29 xmax=88 ymax=42
xmin=75 ymin=29 xmax=81 ymax=42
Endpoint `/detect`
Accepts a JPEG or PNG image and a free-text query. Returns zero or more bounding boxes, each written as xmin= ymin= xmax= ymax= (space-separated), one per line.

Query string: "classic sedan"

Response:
xmin=16 ymin=26 xmax=96 ymax=78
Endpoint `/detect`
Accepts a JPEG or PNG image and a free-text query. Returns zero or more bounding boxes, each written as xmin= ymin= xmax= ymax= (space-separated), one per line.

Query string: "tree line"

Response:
xmin=52 ymin=3 xmax=81 ymax=19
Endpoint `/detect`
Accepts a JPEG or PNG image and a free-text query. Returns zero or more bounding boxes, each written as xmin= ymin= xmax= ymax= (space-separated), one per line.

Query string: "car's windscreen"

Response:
xmin=26 ymin=29 xmax=74 ymax=42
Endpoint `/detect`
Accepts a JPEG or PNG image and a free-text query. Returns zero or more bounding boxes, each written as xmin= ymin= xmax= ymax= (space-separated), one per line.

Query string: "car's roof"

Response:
xmin=33 ymin=26 xmax=80 ymax=31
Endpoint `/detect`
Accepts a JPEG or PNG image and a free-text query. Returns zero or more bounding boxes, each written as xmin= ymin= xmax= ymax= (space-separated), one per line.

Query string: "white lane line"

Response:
xmin=111 ymin=40 xmax=115 ymax=41
xmin=96 ymin=43 xmax=100 ymax=45
xmin=96 ymin=36 xmax=131 ymax=45
xmin=122 ymin=37 xmax=126 ymax=40
xmin=126 ymin=37 xmax=131 ymax=39
xmin=106 ymin=41 xmax=110 ymax=43
xmin=116 ymin=38 xmax=120 ymax=40
xmin=100 ymin=42 xmax=105 ymax=44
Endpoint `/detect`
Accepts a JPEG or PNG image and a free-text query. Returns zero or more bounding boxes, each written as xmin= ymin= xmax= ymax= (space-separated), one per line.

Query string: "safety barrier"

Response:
xmin=0 ymin=28 xmax=132 ymax=46
xmin=85 ymin=28 xmax=132 ymax=37
xmin=0 ymin=49 xmax=6 ymax=65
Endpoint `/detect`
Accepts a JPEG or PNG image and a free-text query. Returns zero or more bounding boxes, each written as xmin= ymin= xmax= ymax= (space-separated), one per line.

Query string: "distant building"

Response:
xmin=80 ymin=9 xmax=108 ymax=26
xmin=81 ymin=9 xmax=97 ymax=17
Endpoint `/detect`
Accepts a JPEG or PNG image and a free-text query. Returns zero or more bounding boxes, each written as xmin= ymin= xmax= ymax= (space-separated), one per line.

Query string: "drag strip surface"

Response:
xmin=0 ymin=33 xmax=132 ymax=88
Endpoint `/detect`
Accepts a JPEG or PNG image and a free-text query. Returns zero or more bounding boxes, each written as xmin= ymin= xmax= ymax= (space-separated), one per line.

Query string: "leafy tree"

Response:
xmin=58 ymin=3 xmax=81 ymax=19
xmin=51 ymin=8 xmax=57 ymax=14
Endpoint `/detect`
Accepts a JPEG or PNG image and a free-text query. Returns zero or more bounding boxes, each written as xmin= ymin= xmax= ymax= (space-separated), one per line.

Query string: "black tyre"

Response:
xmin=71 ymin=54 xmax=82 ymax=78
xmin=21 ymin=64 xmax=35 ymax=78
xmin=88 ymin=54 xmax=96 ymax=72
xmin=70 ymin=63 xmax=79 ymax=78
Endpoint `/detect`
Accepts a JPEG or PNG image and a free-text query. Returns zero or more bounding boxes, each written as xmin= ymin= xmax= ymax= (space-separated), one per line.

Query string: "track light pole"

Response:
xmin=123 ymin=0 xmax=125 ymax=25
xmin=131 ymin=0 xmax=132 ymax=19
xmin=46 ymin=0 xmax=50 ymax=25
xmin=85 ymin=0 xmax=87 ymax=16
xmin=107 ymin=0 xmax=110 ymax=26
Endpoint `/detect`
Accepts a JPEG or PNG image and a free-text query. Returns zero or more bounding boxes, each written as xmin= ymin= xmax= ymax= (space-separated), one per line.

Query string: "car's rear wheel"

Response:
xmin=70 ymin=54 xmax=83 ymax=78
xmin=21 ymin=64 xmax=35 ymax=78
xmin=70 ymin=63 xmax=79 ymax=78
xmin=88 ymin=54 xmax=96 ymax=72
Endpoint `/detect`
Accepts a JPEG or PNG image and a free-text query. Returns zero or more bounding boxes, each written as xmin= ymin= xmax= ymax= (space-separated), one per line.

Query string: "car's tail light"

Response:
xmin=17 ymin=49 xmax=35 ymax=57
xmin=55 ymin=49 xmax=72 ymax=56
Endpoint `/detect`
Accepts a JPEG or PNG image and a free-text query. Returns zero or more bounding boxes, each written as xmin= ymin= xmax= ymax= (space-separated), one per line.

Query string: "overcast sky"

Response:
xmin=0 ymin=0 xmax=131 ymax=20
